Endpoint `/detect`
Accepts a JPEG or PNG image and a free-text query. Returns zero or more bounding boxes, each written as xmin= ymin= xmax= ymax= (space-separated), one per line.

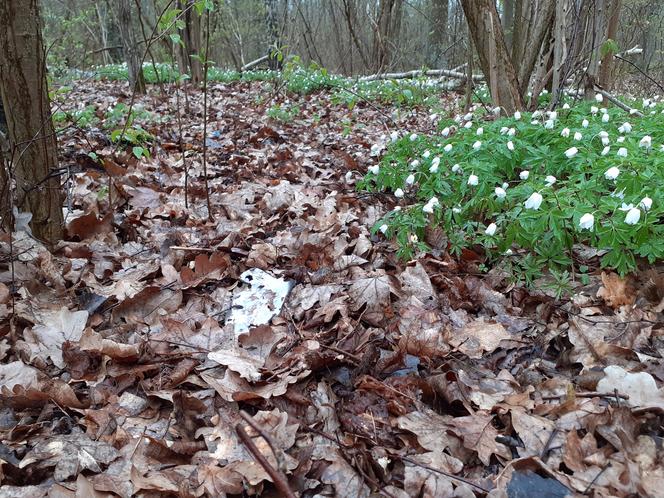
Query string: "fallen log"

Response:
xmin=241 ymin=55 xmax=269 ymax=72
xmin=359 ymin=68 xmax=484 ymax=83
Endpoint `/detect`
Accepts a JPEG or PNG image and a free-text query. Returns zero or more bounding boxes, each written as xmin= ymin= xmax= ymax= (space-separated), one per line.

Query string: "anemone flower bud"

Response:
xmin=579 ymin=213 xmax=594 ymax=230
xmin=604 ymin=166 xmax=620 ymax=180
xmin=639 ymin=135 xmax=652 ymax=149
xmin=624 ymin=207 xmax=641 ymax=225
xmin=524 ymin=192 xmax=543 ymax=210
xmin=639 ymin=197 xmax=652 ymax=211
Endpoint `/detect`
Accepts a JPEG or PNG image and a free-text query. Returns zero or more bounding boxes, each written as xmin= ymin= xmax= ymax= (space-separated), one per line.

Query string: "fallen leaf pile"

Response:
xmin=1 ymin=80 xmax=663 ymax=497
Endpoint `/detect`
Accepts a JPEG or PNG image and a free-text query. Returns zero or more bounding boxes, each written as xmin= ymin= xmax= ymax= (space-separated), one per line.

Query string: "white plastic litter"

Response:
xmin=227 ymin=268 xmax=294 ymax=336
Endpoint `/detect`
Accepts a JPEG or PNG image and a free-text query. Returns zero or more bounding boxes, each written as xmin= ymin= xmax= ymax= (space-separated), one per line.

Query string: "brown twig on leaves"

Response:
xmin=239 ymin=410 xmax=286 ymax=472
xmin=540 ymin=429 xmax=559 ymax=462
xmin=235 ymin=422 xmax=296 ymax=498
xmin=542 ymin=391 xmax=629 ymax=400
xmin=583 ymin=462 xmax=611 ymax=495
xmin=400 ymin=455 xmax=491 ymax=494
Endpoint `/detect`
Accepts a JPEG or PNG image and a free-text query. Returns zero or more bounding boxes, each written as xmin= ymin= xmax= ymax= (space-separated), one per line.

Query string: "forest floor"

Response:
xmin=1 ymin=79 xmax=663 ymax=497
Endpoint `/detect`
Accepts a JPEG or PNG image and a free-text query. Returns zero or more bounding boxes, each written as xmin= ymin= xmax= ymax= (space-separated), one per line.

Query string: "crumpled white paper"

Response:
xmin=227 ymin=268 xmax=294 ymax=336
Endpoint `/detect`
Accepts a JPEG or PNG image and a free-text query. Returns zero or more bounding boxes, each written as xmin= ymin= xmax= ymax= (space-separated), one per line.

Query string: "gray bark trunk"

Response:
xmin=0 ymin=0 xmax=64 ymax=244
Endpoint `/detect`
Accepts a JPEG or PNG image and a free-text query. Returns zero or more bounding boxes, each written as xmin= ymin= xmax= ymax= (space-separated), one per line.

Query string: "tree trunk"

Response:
xmin=551 ymin=0 xmax=569 ymax=107
xmin=583 ymin=0 xmax=606 ymax=99
xmin=96 ymin=4 xmax=111 ymax=65
xmin=516 ymin=0 xmax=555 ymax=96
xmin=265 ymin=0 xmax=282 ymax=70
xmin=598 ymin=0 xmax=622 ymax=90
xmin=502 ymin=0 xmax=515 ymax=48
xmin=177 ymin=0 xmax=203 ymax=85
xmin=0 ymin=0 xmax=63 ymax=244
xmin=430 ymin=0 xmax=449 ymax=67
xmin=118 ymin=0 xmax=146 ymax=94
xmin=372 ymin=0 xmax=403 ymax=72
xmin=511 ymin=0 xmax=527 ymax=68
xmin=460 ymin=0 xmax=524 ymax=114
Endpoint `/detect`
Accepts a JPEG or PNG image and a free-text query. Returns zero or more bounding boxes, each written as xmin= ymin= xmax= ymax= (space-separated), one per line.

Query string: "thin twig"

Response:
xmin=583 ymin=462 xmax=611 ymax=494
xmin=239 ymin=411 xmax=285 ymax=471
xmin=400 ymin=455 xmax=490 ymax=494
xmin=201 ymin=6 xmax=213 ymax=221
xmin=542 ymin=391 xmax=629 ymax=400
xmin=540 ymin=429 xmax=559 ymax=462
xmin=614 ymin=55 xmax=664 ymax=93
xmin=235 ymin=423 xmax=296 ymax=498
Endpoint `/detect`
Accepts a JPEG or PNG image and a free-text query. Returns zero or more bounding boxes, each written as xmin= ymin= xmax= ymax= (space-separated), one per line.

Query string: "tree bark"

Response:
xmin=598 ymin=0 xmax=622 ymax=90
xmin=177 ymin=0 xmax=203 ymax=85
xmin=551 ymin=0 xmax=569 ymax=107
xmin=583 ymin=0 xmax=606 ymax=99
xmin=516 ymin=0 xmax=555 ymax=96
xmin=265 ymin=0 xmax=282 ymax=70
xmin=118 ymin=0 xmax=146 ymax=94
xmin=430 ymin=0 xmax=449 ymax=66
xmin=502 ymin=0 xmax=515 ymax=48
xmin=372 ymin=0 xmax=403 ymax=73
xmin=460 ymin=0 xmax=524 ymax=114
xmin=0 ymin=0 xmax=63 ymax=244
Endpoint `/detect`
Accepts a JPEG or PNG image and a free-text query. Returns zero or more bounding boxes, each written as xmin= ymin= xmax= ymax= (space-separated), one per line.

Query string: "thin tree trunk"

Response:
xmin=430 ymin=0 xmax=449 ymax=66
xmin=177 ymin=0 xmax=203 ymax=85
xmin=584 ymin=0 xmax=606 ymax=99
xmin=265 ymin=0 xmax=282 ymax=69
xmin=598 ymin=0 xmax=622 ymax=90
xmin=502 ymin=0 xmax=514 ymax=48
xmin=551 ymin=0 xmax=569 ymax=106
xmin=0 ymin=0 xmax=63 ymax=244
xmin=516 ymin=0 xmax=555 ymax=96
xmin=511 ymin=0 xmax=527 ymax=69
xmin=372 ymin=0 xmax=403 ymax=72
xmin=118 ymin=0 xmax=146 ymax=94
xmin=96 ymin=4 xmax=111 ymax=65
xmin=461 ymin=0 xmax=524 ymax=114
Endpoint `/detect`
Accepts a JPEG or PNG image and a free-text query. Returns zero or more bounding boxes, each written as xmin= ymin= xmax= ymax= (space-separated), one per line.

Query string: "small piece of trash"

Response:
xmin=227 ymin=268 xmax=294 ymax=336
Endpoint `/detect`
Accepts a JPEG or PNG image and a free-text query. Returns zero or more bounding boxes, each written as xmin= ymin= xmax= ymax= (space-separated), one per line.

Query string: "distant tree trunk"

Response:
xmin=551 ymin=0 xmax=569 ymax=106
xmin=0 ymin=0 xmax=63 ymax=244
xmin=583 ymin=0 xmax=606 ymax=99
xmin=177 ymin=0 xmax=203 ymax=85
xmin=460 ymin=0 xmax=524 ymax=114
xmin=265 ymin=0 xmax=282 ymax=70
xmin=118 ymin=0 xmax=146 ymax=94
xmin=96 ymin=4 xmax=111 ymax=65
xmin=502 ymin=0 xmax=515 ymax=48
xmin=372 ymin=0 xmax=403 ymax=72
xmin=598 ymin=0 xmax=622 ymax=90
xmin=105 ymin=0 xmax=123 ymax=62
xmin=515 ymin=0 xmax=555 ymax=96
xmin=511 ymin=0 xmax=526 ymax=66
xmin=430 ymin=0 xmax=449 ymax=67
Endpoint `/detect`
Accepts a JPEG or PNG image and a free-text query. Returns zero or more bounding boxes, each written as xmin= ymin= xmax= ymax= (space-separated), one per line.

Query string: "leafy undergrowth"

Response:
xmin=362 ymin=97 xmax=664 ymax=281
xmin=1 ymin=80 xmax=664 ymax=497
xmin=61 ymin=62 xmax=458 ymax=109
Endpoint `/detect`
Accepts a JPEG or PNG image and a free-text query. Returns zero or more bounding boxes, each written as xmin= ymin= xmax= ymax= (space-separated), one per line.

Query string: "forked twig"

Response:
xmin=235 ymin=422 xmax=296 ymax=498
